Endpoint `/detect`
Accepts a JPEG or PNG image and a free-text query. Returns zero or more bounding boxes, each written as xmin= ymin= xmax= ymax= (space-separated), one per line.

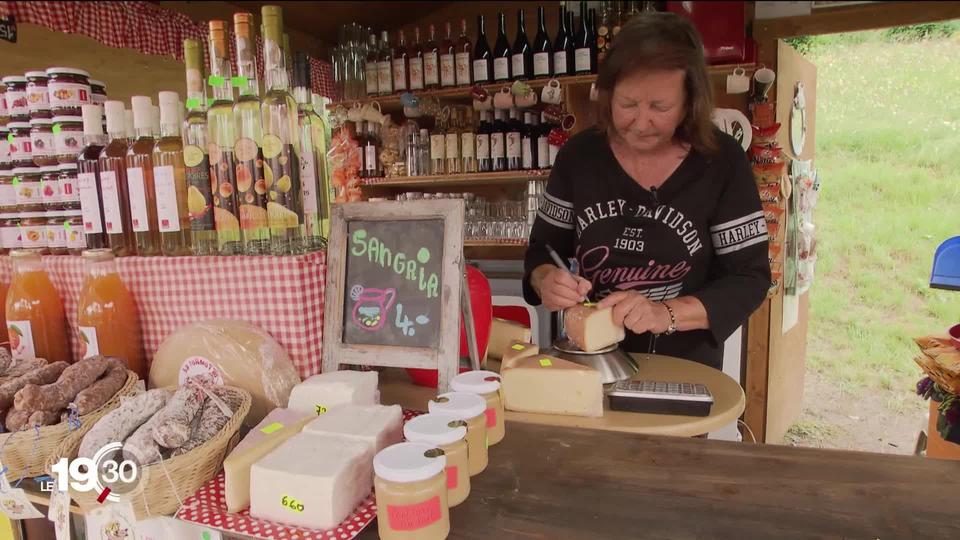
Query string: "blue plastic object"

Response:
xmin=930 ymin=236 xmax=960 ymax=291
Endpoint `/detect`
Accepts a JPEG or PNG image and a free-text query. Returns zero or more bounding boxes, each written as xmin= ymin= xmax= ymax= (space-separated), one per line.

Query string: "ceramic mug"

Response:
xmin=589 ymin=82 xmax=599 ymax=102
xmin=493 ymin=87 xmax=513 ymax=109
xmin=753 ymin=65 xmax=776 ymax=102
xmin=346 ymin=102 xmax=363 ymax=122
xmin=726 ymin=67 xmax=750 ymax=94
xmin=541 ymin=79 xmax=563 ymax=104
xmin=361 ymin=101 xmax=383 ymax=123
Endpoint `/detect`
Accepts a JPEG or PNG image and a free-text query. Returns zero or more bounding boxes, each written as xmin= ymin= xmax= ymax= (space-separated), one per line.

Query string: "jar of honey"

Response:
xmin=89 ymin=80 xmax=107 ymax=107
xmin=428 ymin=391 xmax=488 ymax=476
xmin=451 ymin=370 xmax=505 ymax=446
xmin=403 ymin=413 xmax=470 ymax=507
xmin=58 ymin=163 xmax=80 ymax=210
xmin=374 ymin=442 xmax=450 ymax=540
xmin=0 ymin=168 xmax=16 ymax=211
xmin=0 ymin=126 xmax=10 ymax=172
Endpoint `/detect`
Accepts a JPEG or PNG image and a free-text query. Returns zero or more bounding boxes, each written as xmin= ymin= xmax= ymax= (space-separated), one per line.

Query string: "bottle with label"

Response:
xmin=182 ymin=38 xmax=219 ymax=256
xmin=440 ymin=22 xmax=456 ymax=89
xmin=423 ymin=25 xmax=440 ymax=89
xmin=455 ymin=19 xmax=473 ymax=87
xmin=5 ymin=249 xmax=69 ymax=363
xmin=365 ymin=33 xmax=380 ymax=96
xmin=405 ymin=124 xmax=421 ymax=177
xmin=475 ymin=110 xmax=492 ymax=173
xmin=506 ymin=108 xmax=522 ymax=171
xmin=511 ymin=9 xmax=532 ymax=81
xmin=261 ymin=5 xmax=306 ymax=255
xmin=76 ymin=248 xmax=144 ymax=376
xmin=490 ymin=108 xmax=507 ymax=172
xmin=575 ymin=2 xmax=594 ymax=74
xmin=409 ymin=27 xmax=425 ymax=91
xmin=472 ymin=15 xmax=492 ymax=85
xmin=77 ymin=103 xmax=108 ymax=250
xmin=493 ymin=13 xmax=512 ymax=82
xmin=417 ymin=128 xmax=431 ymax=177
xmin=152 ymin=92 xmax=192 ymax=256
xmin=589 ymin=8 xmax=600 ymax=70
xmin=430 ymin=115 xmax=446 ymax=176
xmin=533 ymin=6 xmax=554 ymax=78
xmin=537 ymin=112 xmax=551 ymax=170
xmin=521 ymin=110 xmax=538 ymax=171
xmin=598 ymin=1 xmax=613 ymax=61
xmin=233 ymin=13 xmax=271 ymax=255
xmin=98 ymin=101 xmax=134 ymax=256
xmin=125 ymin=96 xmax=161 ymax=256
xmin=206 ymin=20 xmax=242 ymax=255
xmin=393 ymin=30 xmax=409 ymax=93
xmin=445 ymin=108 xmax=461 ymax=174
xmin=377 ymin=30 xmax=394 ymax=96
xmin=364 ymin=121 xmax=383 ymax=178
xmin=293 ymin=52 xmax=331 ymax=249
xmin=460 ymin=109 xmax=477 ymax=174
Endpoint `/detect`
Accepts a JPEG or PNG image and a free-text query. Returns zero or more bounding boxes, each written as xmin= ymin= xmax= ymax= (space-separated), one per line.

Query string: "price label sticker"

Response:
xmin=281 ymin=495 xmax=304 ymax=513
xmin=207 ymin=75 xmax=225 ymax=87
xmin=539 ymin=358 xmax=552 ymax=367
xmin=52 ymin=123 xmax=62 ymax=135
xmin=260 ymin=422 xmax=284 ymax=434
xmin=5 ymin=133 xmax=11 ymax=143
xmin=314 ymin=404 xmax=327 ymax=416
xmin=185 ymin=98 xmax=201 ymax=110
xmin=511 ymin=344 xmax=525 ymax=351
xmin=230 ymin=76 xmax=248 ymax=89
xmin=11 ymin=176 xmax=19 ymax=186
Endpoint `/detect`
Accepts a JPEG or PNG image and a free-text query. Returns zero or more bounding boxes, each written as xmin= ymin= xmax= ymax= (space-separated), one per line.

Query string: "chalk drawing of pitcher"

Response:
xmin=352 ymin=287 xmax=397 ymax=331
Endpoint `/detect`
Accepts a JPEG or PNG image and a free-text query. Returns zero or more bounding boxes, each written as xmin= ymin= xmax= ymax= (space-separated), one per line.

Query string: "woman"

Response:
xmin=524 ymin=12 xmax=770 ymax=369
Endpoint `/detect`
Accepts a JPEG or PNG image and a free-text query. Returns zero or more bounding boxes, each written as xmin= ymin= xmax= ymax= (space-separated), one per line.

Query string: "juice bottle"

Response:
xmin=152 ymin=91 xmax=191 ymax=256
xmin=182 ymin=39 xmax=219 ymax=256
xmin=98 ymin=100 xmax=135 ymax=256
xmin=76 ymin=249 xmax=144 ymax=377
xmin=126 ymin=96 xmax=161 ymax=256
xmin=76 ymin=104 xmax=108 ymax=250
xmin=207 ymin=20 xmax=243 ymax=255
xmin=5 ymin=249 xmax=70 ymax=362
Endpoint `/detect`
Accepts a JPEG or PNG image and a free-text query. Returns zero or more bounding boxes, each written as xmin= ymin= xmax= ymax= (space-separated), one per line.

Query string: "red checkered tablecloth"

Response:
xmin=0 ymin=252 xmax=326 ymax=379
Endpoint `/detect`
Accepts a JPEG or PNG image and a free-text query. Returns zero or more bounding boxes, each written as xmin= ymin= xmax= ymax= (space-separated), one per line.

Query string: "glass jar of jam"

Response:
xmin=0 ymin=212 xmax=20 ymax=253
xmin=13 ymin=166 xmax=44 ymax=212
xmin=30 ymin=118 xmax=57 ymax=166
xmin=402 ymin=413 xmax=471 ymax=507
xmin=46 ymin=210 xmax=67 ymax=255
xmin=58 ymin=163 xmax=80 ymax=210
xmin=19 ymin=210 xmax=49 ymax=253
xmin=8 ymin=122 xmax=34 ymax=168
xmin=89 ymin=80 xmax=107 ymax=106
xmin=427 ymin=392 xmax=489 ymax=476
xmin=0 ymin=86 xmax=8 ymax=122
xmin=450 ymin=369 xmax=506 ymax=446
xmin=0 ymin=126 xmax=9 ymax=171
xmin=47 ymin=67 xmax=91 ymax=117
xmin=25 ymin=71 xmax=51 ymax=119
xmin=2 ymin=75 xmax=29 ymax=121
xmin=374 ymin=442 xmax=450 ymax=540
xmin=64 ymin=209 xmax=85 ymax=254
xmin=0 ymin=168 xmax=16 ymax=212
xmin=52 ymin=116 xmax=84 ymax=164
xmin=41 ymin=165 xmax=62 ymax=213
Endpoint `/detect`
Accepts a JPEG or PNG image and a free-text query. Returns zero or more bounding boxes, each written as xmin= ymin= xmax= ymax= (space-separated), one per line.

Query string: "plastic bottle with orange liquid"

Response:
xmin=5 ymin=249 xmax=70 ymax=362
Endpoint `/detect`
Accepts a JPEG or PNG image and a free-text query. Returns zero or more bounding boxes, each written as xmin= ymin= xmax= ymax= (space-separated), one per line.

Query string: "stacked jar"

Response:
xmin=14 ymin=165 xmax=47 ymax=253
xmin=59 ymin=163 xmax=84 ymax=254
xmin=42 ymin=165 xmax=66 ymax=254
xmin=0 ymin=166 xmax=16 ymax=254
xmin=25 ymin=70 xmax=51 ymax=119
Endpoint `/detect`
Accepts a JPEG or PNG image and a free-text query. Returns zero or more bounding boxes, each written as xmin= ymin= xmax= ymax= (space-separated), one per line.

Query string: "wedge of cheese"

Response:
xmin=564 ymin=305 xmax=625 ymax=352
xmin=232 ymin=407 xmax=312 ymax=455
xmin=501 ymin=355 xmax=604 ymax=417
xmin=287 ymin=370 xmax=378 ymax=416
xmin=500 ymin=340 xmax=540 ymax=370
xmin=303 ymin=403 xmax=403 ymax=455
xmin=487 ymin=318 xmax=532 ymax=360
xmin=223 ymin=414 xmax=315 ymax=512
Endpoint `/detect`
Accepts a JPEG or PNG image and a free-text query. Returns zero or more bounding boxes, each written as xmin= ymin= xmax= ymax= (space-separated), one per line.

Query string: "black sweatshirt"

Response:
xmin=523 ymin=128 xmax=770 ymax=369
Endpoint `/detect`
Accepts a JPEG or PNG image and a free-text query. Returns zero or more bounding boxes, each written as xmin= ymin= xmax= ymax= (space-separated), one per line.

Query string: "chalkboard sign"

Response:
xmin=342 ymin=218 xmax=444 ymax=348
xmin=323 ymin=199 xmax=465 ymax=391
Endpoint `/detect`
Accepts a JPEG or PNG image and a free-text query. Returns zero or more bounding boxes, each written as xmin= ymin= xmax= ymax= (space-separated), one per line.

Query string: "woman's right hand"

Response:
xmin=531 ymin=264 xmax=592 ymax=311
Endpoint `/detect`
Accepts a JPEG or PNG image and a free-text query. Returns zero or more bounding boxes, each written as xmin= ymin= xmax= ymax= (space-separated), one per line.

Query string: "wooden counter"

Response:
xmin=358 ymin=421 xmax=960 ymax=539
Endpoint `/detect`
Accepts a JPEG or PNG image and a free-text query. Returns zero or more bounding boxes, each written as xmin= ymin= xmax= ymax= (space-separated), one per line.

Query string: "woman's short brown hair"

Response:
xmin=596 ymin=12 xmax=718 ymax=154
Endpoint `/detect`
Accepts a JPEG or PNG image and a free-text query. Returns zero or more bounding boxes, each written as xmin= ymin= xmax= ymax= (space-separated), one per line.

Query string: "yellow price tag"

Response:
xmin=260 ymin=422 xmax=284 ymax=434
xmin=315 ymin=404 xmax=328 ymax=415
xmin=511 ymin=344 xmax=525 ymax=351
xmin=539 ymin=358 xmax=552 ymax=367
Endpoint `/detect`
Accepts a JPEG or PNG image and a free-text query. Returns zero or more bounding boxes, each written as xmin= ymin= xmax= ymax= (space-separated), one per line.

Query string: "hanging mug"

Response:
xmin=589 ymin=82 xmax=599 ymax=102
xmin=361 ymin=101 xmax=384 ymax=123
xmin=726 ymin=67 xmax=750 ymax=94
xmin=541 ymin=79 xmax=563 ymax=105
xmin=753 ymin=65 xmax=776 ymax=102
xmin=514 ymin=90 xmax=538 ymax=108
xmin=542 ymin=104 xmax=565 ymax=125
xmin=493 ymin=87 xmax=514 ymax=109
xmin=346 ymin=102 xmax=363 ymax=122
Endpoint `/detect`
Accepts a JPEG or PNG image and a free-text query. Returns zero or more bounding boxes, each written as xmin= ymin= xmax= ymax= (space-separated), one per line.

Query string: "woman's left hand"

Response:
xmin=597 ymin=291 xmax=672 ymax=335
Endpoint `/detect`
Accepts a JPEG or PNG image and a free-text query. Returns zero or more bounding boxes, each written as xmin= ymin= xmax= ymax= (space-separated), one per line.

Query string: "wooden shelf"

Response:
xmin=362 ymin=170 xmax=548 ymax=189
xmin=464 ymin=241 xmax=527 ymax=260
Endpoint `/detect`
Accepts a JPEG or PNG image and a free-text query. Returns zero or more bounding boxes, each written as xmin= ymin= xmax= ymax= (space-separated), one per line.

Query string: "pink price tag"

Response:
xmin=484 ymin=407 xmax=496 ymax=428
xmin=387 ymin=496 xmax=442 ymax=531
xmin=446 ymin=466 xmax=458 ymax=489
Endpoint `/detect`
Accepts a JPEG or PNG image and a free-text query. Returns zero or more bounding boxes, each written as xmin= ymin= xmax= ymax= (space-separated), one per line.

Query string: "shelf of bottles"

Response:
xmin=362 ymin=169 xmax=548 ymax=188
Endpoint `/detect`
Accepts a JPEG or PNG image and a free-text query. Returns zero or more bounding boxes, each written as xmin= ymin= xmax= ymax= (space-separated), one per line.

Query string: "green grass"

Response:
xmin=804 ymin=35 xmax=960 ymax=404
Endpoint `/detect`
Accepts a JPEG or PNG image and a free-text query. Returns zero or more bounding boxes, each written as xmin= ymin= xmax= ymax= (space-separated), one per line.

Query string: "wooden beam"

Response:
xmin=743 ymin=298 xmax=771 ymax=443
xmin=754 ymin=1 xmax=960 ymax=40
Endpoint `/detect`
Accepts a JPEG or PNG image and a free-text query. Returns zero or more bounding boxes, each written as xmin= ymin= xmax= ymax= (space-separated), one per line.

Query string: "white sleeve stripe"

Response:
xmin=537 ymin=211 xmax=576 ymax=230
xmin=543 ymin=191 xmax=573 ymax=209
xmin=714 ymin=235 xmax=767 ymax=255
xmin=709 ymin=211 xmax=765 ymax=233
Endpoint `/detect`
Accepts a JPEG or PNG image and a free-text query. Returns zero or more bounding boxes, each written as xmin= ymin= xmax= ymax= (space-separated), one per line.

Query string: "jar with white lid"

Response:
xmin=403 ymin=413 xmax=470 ymax=507
xmin=45 ymin=210 xmax=67 ymax=255
xmin=19 ymin=210 xmax=48 ymax=252
xmin=428 ymin=391 xmax=488 ymax=476
xmin=2 ymin=75 xmax=29 ymax=121
xmin=0 ymin=169 xmax=16 ymax=211
xmin=40 ymin=165 xmax=62 ymax=212
xmin=25 ymin=71 xmax=51 ymax=119
xmin=7 ymin=122 xmax=34 ymax=168
xmin=451 ymin=370 xmax=505 ymax=446
xmin=58 ymin=163 xmax=80 ymax=210
xmin=0 ymin=126 xmax=10 ymax=171
xmin=374 ymin=442 xmax=450 ymax=540
xmin=13 ymin=166 xmax=44 ymax=212
xmin=64 ymin=209 xmax=84 ymax=254
xmin=30 ymin=118 xmax=57 ymax=166
xmin=46 ymin=67 xmax=91 ymax=117
xmin=0 ymin=86 xmax=8 ymax=122
xmin=52 ymin=116 xmax=84 ymax=163
xmin=0 ymin=213 xmax=20 ymax=252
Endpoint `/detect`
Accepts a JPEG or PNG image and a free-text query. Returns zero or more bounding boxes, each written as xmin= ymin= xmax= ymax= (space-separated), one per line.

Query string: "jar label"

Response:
xmin=455 ymin=52 xmax=471 ymax=85
xmin=386 ymin=495 xmax=442 ymax=531
xmin=472 ymin=59 xmax=489 ymax=83
xmin=45 ymin=221 xmax=66 ymax=249
xmin=59 ymin=172 xmax=79 ymax=204
xmin=0 ymin=138 xmax=8 ymax=165
xmin=14 ymin=180 xmax=43 ymax=206
xmin=65 ymin=219 xmax=85 ymax=248
xmin=40 ymin=178 xmax=61 ymax=205
xmin=54 ymin=126 xmax=82 ymax=157
xmin=153 ymin=165 xmax=181 ymax=233
xmin=27 ymin=86 xmax=50 ymax=113
xmin=7 ymin=321 xmax=36 ymax=361
xmin=126 ymin=167 xmax=150 ymax=232
xmin=409 ymin=58 xmax=424 ymax=90
xmin=77 ymin=171 xmax=104 ymax=234
xmin=554 ymin=51 xmax=568 ymax=75
xmin=9 ymin=134 xmax=32 ymax=161
xmin=484 ymin=407 xmax=496 ymax=428
xmin=446 ymin=466 xmax=458 ymax=489
xmin=0 ymin=223 xmax=20 ymax=249
xmin=0 ymin=93 xmax=7 ymax=116
xmin=533 ymin=53 xmax=551 ymax=76
xmin=6 ymin=90 xmax=28 ymax=117
xmin=99 ymin=170 xmax=125 ymax=234
xmin=91 ymin=94 xmax=106 ymax=107
xmin=20 ymin=223 xmax=46 ymax=249
xmin=77 ymin=326 xmax=100 ymax=358
xmin=0 ymin=183 xmax=16 ymax=207
xmin=32 ymin=131 xmax=54 ymax=159
xmin=49 ymin=81 xmax=91 ymax=109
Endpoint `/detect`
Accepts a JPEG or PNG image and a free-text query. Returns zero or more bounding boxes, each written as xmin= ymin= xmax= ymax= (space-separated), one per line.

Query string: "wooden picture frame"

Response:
xmin=322 ymin=199 xmax=465 ymax=391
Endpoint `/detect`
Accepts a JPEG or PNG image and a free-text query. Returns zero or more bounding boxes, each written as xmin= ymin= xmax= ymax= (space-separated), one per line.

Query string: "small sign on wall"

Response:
xmin=0 ymin=15 xmax=16 ymax=43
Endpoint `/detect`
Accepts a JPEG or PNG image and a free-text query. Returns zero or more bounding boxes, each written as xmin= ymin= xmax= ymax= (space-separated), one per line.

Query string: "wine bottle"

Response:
xmin=430 ymin=116 xmax=446 ymax=175
xmin=377 ymin=30 xmax=394 ymax=95
xmin=440 ymin=22 xmax=456 ymax=88
xmin=521 ymin=110 xmax=537 ymax=171
xmin=490 ymin=108 xmax=506 ymax=172
xmin=365 ymin=33 xmax=380 ymax=96
xmin=445 ymin=108 xmax=461 ymax=174
xmin=393 ymin=30 xmax=409 ymax=92
xmin=511 ymin=9 xmax=532 ymax=81
xmin=475 ymin=110 xmax=492 ymax=173
xmin=506 ymin=108 xmax=522 ymax=171
xmin=473 ymin=15 xmax=492 ymax=84
xmin=424 ymin=24 xmax=440 ymax=89
xmin=455 ymin=19 xmax=472 ymax=87
xmin=611 ymin=1 xmax=624 ymax=43
xmin=99 ymin=101 xmax=134 ymax=256
xmin=365 ymin=121 xmax=382 ymax=178
xmin=181 ymin=40 xmax=217 ymax=256
xmin=460 ymin=109 xmax=476 ymax=173
xmin=575 ymin=2 xmax=593 ymax=74
xmin=537 ymin=112 xmax=551 ymax=170
xmin=77 ymin=104 xmax=109 ymax=251
xmin=493 ymin=12 xmax=512 ymax=82
xmin=589 ymin=8 xmax=599 ymax=71
xmin=554 ymin=6 xmax=573 ymax=76
xmin=532 ymin=6 xmax=553 ymax=78
xmin=409 ymin=27 xmax=425 ymax=90
xmin=356 ymin=121 xmax=369 ymax=178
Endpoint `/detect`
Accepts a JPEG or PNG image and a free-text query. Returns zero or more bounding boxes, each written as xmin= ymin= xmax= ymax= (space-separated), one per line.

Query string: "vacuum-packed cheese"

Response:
xmin=500 ymin=340 xmax=540 ymax=370
xmin=487 ymin=318 xmax=532 ymax=360
xmin=250 ymin=433 xmax=374 ymax=530
xmin=287 ymin=370 xmax=378 ymax=416
xmin=501 ymin=355 xmax=604 ymax=417
xmin=564 ymin=305 xmax=625 ymax=352
xmin=232 ymin=407 xmax=312 ymax=455
xmin=303 ymin=403 xmax=403 ymax=454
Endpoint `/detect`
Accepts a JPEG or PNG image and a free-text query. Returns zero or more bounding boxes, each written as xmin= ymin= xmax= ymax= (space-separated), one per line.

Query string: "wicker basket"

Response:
xmin=0 ymin=369 xmax=140 ymax=479
xmin=48 ymin=385 xmax=251 ymax=519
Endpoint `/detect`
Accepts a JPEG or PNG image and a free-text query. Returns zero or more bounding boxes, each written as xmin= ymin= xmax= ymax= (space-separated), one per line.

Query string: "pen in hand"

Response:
xmin=545 ymin=244 xmax=591 ymax=303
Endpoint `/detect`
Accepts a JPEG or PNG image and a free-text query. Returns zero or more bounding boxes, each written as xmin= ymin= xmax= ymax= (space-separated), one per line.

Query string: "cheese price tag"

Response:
xmin=260 ymin=422 xmax=284 ymax=434
xmin=539 ymin=358 xmax=552 ymax=367
xmin=511 ymin=344 xmax=525 ymax=351
xmin=315 ymin=404 xmax=328 ymax=415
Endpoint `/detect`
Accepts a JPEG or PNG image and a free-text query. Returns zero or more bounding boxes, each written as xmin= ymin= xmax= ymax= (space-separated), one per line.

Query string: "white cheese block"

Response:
xmin=222 ymin=414 xmax=315 ymax=513
xmin=303 ymin=404 xmax=403 ymax=454
xmin=501 ymin=355 xmax=604 ymax=417
xmin=564 ymin=305 xmax=626 ymax=352
xmin=250 ymin=433 xmax=374 ymax=530
xmin=487 ymin=318 xmax=532 ymax=360
xmin=500 ymin=340 xmax=540 ymax=370
xmin=287 ymin=370 xmax=379 ymax=416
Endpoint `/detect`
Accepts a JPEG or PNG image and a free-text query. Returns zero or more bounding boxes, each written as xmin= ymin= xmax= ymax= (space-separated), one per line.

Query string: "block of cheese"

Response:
xmin=500 ymin=340 xmax=540 ymax=370
xmin=487 ymin=318 xmax=532 ymax=360
xmin=564 ymin=305 xmax=626 ymax=352
xmin=303 ymin=404 xmax=403 ymax=454
xmin=223 ymin=413 xmax=315 ymax=512
xmin=287 ymin=370 xmax=378 ymax=415
xmin=250 ymin=433 xmax=374 ymax=530
xmin=232 ymin=407 xmax=312 ymax=456
xmin=501 ymin=355 xmax=604 ymax=417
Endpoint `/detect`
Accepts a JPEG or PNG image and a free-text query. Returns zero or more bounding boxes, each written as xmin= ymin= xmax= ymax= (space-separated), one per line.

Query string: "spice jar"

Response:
xmin=451 ymin=370 xmax=505 ymax=446
xmin=46 ymin=210 xmax=67 ymax=255
xmin=19 ymin=210 xmax=48 ymax=253
xmin=89 ymin=80 xmax=107 ymax=106
xmin=58 ymin=163 xmax=80 ymax=210
xmin=403 ymin=413 xmax=470 ymax=507
xmin=7 ymin=122 xmax=34 ymax=168
xmin=30 ymin=118 xmax=57 ymax=166
xmin=2 ymin=75 xmax=29 ymax=121
xmin=47 ymin=67 xmax=91 ymax=117
xmin=0 ymin=169 xmax=16 ymax=211
xmin=64 ymin=209 xmax=84 ymax=254
xmin=0 ymin=127 xmax=9 ymax=171
xmin=41 ymin=165 xmax=62 ymax=213
xmin=0 ymin=212 xmax=19 ymax=252
xmin=25 ymin=71 xmax=51 ymax=119
xmin=428 ymin=391 xmax=489 ymax=476
xmin=374 ymin=442 xmax=450 ymax=540
xmin=52 ymin=116 xmax=84 ymax=164
xmin=13 ymin=166 xmax=44 ymax=212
